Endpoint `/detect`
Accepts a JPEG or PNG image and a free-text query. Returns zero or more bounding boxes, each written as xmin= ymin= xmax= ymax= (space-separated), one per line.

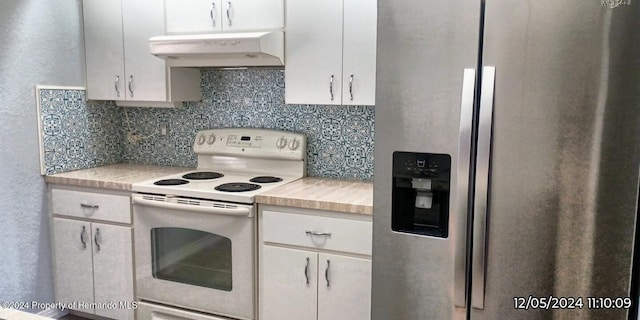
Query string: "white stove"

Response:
xmin=132 ymin=128 xmax=306 ymax=320
xmin=132 ymin=128 xmax=307 ymax=204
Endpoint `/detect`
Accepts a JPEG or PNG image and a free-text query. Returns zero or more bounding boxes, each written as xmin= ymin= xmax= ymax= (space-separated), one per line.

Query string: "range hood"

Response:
xmin=149 ymin=31 xmax=284 ymax=67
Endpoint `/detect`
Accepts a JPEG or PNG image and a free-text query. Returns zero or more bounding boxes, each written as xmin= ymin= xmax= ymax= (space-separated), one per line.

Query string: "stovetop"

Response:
xmin=132 ymin=170 xmax=301 ymax=204
xmin=131 ymin=127 xmax=307 ymax=204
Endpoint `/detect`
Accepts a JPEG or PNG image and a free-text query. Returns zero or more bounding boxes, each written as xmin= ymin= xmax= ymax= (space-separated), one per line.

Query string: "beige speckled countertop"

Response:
xmin=256 ymin=177 xmax=373 ymax=215
xmin=44 ymin=164 xmax=191 ymax=191
xmin=45 ymin=165 xmax=374 ymax=214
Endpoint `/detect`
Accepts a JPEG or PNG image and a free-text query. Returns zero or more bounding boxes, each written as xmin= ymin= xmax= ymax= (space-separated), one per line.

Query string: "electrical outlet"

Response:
xmin=159 ymin=122 xmax=168 ymax=136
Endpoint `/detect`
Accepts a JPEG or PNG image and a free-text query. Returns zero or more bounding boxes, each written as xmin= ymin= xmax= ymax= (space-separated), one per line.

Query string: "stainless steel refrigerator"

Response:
xmin=372 ymin=1 xmax=640 ymax=319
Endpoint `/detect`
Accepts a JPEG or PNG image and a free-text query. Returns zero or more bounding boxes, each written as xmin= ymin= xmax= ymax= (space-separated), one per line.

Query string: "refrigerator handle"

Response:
xmin=471 ymin=66 xmax=496 ymax=310
xmin=454 ymin=68 xmax=476 ymax=308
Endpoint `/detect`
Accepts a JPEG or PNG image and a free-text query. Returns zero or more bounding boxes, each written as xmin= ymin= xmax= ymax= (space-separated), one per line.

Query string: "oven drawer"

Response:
xmin=262 ymin=210 xmax=372 ymax=256
xmin=52 ymin=188 xmax=131 ymax=224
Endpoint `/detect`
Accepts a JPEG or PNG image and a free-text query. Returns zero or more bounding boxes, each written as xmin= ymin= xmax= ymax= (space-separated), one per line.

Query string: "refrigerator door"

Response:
xmin=471 ymin=1 xmax=640 ymax=319
xmin=372 ymin=0 xmax=481 ymax=319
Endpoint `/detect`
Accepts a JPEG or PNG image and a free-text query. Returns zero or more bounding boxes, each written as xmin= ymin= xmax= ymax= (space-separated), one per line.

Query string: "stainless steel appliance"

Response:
xmin=132 ymin=128 xmax=306 ymax=320
xmin=373 ymin=1 xmax=640 ymax=319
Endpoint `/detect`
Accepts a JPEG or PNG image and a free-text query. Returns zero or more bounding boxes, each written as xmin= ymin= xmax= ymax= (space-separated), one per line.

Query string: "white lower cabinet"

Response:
xmin=317 ymin=253 xmax=371 ymax=320
xmin=261 ymin=246 xmax=318 ymax=320
xmin=259 ymin=207 xmax=372 ymax=320
xmin=52 ymin=219 xmax=94 ymax=312
xmin=261 ymin=246 xmax=371 ymax=320
xmin=50 ymin=187 xmax=134 ymax=320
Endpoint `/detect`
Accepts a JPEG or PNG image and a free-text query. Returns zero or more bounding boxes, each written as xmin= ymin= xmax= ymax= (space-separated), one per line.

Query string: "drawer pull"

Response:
xmin=329 ymin=75 xmax=335 ymax=101
xmin=94 ymin=228 xmax=101 ymax=251
xmin=80 ymin=203 xmax=99 ymax=209
xmin=304 ymin=257 xmax=310 ymax=284
xmin=306 ymin=231 xmax=332 ymax=237
xmin=80 ymin=226 xmax=87 ymax=249
xmin=325 ymin=260 xmax=330 ymax=287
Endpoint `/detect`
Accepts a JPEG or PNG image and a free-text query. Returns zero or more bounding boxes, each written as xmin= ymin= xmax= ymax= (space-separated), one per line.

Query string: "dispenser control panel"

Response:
xmin=394 ymin=152 xmax=451 ymax=180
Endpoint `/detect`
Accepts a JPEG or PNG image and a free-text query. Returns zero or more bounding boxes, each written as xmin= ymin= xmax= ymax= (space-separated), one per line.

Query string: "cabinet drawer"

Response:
xmin=52 ymin=189 xmax=131 ymax=224
xmin=262 ymin=210 xmax=371 ymax=256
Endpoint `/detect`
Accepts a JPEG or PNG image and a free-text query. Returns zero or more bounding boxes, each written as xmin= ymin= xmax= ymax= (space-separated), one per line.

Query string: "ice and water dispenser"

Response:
xmin=392 ymin=152 xmax=451 ymax=238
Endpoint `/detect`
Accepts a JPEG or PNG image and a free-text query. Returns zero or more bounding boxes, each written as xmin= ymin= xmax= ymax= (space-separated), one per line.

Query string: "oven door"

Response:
xmin=132 ymin=194 xmax=255 ymax=320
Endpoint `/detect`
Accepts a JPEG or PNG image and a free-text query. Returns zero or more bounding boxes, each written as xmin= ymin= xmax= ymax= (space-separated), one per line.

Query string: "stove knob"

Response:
xmin=207 ymin=134 xmax=216 ymax=145
xmin=197 ymin=134 xmax=206 ymax=145
xmin=276 ymin=137 xmax=288 ymax=149
xmin=289 ymin=138 xmax=300 ymax=151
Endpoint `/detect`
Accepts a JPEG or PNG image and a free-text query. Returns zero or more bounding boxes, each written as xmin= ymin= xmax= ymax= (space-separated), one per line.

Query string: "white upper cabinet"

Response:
xmin=83 ymin=0 xmax=201 ymax=105
xmin=165 ymin=0 xmax=284 ymax=34
xmin=121 ymin=0 xmax=168 ymax=101
xmin=341 ymin=0 xmax=377 ymax=106
xmin=285 ymin=0 xmax=343 ymax=105
xmin=285 ymin=0 xmax=377 ymax=105
xmin=83 ymin=0 xmax=126 ymax=101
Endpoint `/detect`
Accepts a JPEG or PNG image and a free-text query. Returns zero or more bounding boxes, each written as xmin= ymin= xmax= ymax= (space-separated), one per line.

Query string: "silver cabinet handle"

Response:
xmin=94 ymin=227 xmax=101 ymax=251
xmin=454 ymin=68 xmax=476 ymax=308
xmin=349 ymin=74 xmax=354 ymax=101
xmin=304 ymin=257 xmax=310 ymax=284
xmin=305 ymin=231 xmax=332 ymax=237
xmin=226 ymin=1 xmax=232 ymax=26
xmin=128 ymin=75 xmax=134 ymax=98
xmin=329 ymin=75 xmax=335 ymax=101
xmin=114 ymin=75 xmax=120 ymax=98
xmin=80 ymin=226 xmax=87 ymax=249
xmin=210 ymin=2 xmax=216 ymax=27
xmin=471 ymin=66 xmax=496 ymax=310
xmin=80 ymin=203 xmax=99 ymax=209
xmin=325 ymin=260 xmax=330 ymax=287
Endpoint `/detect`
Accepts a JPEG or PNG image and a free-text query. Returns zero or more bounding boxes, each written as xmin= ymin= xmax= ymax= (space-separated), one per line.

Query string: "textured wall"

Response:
xmin=0 ymin=0 xmax=85 ymax=310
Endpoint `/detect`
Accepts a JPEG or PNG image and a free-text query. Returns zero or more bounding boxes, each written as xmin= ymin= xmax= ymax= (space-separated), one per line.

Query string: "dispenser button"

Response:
xmin=411 ymin=178 xmax=432 ymax=190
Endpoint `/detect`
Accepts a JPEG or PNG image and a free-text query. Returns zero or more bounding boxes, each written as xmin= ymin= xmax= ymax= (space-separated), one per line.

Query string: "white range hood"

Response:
xmin=149 ymin=31 xmax=284 ymax=67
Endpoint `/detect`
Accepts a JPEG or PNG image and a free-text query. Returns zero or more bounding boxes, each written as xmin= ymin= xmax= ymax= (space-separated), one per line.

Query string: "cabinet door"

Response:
xmin=122 ymin=0 xmax=167 ymax=101
xmin=166 ymin=0 xmax=222 ymax=34
xmin=342 ymin=0 xmax=377 ymax=106
xmin=52 ymin=218 xmax=94 ymax=314
xmin=92 ymin=223 xmax=135 ymax=320
xmin=260 ymin=246 xmax=317 ymax=320
xmin=83 ymin=0 xmax=125 ymax=100
xmin=317 ymin=253 xmax=371 ymax=320
xmin=285 ymin=0 xmax=343 ymax=105
xmin=223 ymin=0 xmax=284 ymax=31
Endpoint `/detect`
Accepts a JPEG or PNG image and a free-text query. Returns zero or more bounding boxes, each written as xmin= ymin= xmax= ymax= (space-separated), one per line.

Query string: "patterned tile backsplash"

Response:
xmin=38 ymin=69 xmax=375 ymax=180
xmin=37 ymin=87 xmax=123 ymax=175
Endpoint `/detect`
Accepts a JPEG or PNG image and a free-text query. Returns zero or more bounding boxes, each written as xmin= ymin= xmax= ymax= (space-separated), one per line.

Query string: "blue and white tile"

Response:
xmin=121 ymin=69 xmax=375 ymax=180
xmin=38 ymin=69 xmax=375 ymax=180
xmin=37 ymin=87 xmax=123 ymax=175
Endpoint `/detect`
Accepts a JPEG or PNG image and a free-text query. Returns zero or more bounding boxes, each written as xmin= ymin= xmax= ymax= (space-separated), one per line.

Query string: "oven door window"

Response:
xmin=151 ymin=227 xmax=232 ymax=291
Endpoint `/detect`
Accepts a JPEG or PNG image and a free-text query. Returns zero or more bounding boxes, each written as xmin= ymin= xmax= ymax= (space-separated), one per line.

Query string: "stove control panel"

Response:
xmin=193 ymin=128 xmax=307 ymax=161
xmin=227 ymin=134 xmax=263 ymax=148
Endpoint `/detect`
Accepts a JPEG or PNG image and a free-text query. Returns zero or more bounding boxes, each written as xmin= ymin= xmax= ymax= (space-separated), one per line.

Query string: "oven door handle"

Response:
xmin=132 ymin=195 xmax=253 ymax=217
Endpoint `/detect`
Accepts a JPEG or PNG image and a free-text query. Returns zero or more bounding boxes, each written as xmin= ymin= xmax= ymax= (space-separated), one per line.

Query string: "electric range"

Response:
xmin=131 ymin=128 xmax=306 ymax=320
